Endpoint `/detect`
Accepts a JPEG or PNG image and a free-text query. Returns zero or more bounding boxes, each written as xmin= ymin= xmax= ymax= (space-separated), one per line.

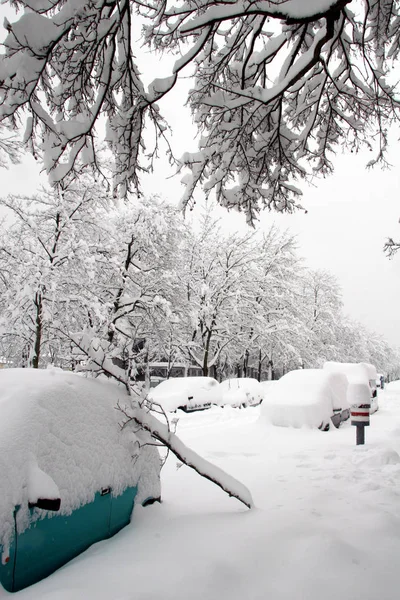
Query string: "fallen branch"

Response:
xmin=70 ymin=331 xmax=254 ymax=509
xmin=121 ymin=404 xmax=254 ymax=510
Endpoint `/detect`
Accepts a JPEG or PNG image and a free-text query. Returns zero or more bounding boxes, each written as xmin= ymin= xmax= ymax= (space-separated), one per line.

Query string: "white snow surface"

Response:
xmin=386 ymin=380 xmax=400 ymax=394
xmin=218 ymin=377 xmax=263 ymax=407
xmin=0 ymin=368 xmax=161 ymax=553
xmin=260 ymin=368 xmax=339 ymax=429
xmin=5 ymin=388 xmax=400 ymax=600
xmin=147 ymin=376 xmax=221 ymax=412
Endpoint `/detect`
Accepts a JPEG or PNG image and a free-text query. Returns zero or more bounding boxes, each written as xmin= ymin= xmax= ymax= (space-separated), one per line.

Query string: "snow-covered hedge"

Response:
xmin=0 ymin=368 xmax=161 ymax=555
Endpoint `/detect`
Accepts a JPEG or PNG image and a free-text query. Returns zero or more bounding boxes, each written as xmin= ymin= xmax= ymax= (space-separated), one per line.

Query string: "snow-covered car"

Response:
xmin=147 ymin=376 xmax=221 ymax=412
xmin=218 ymin=378 xmax=264 ymax=408
xmin=324 ymin=361 xmax=379 ymax=414
xmin=260 ymin=369 xmax=350 ymax=430
xmin=362 ymin=362 xmax=378 ymax=399
xmin=0 ymin=368 xmax=161 ymax=593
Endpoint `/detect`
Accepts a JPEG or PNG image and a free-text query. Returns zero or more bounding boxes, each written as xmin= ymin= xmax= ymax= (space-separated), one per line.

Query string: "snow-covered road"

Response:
xmin=5 ymin=389 xmax=400 ymax=599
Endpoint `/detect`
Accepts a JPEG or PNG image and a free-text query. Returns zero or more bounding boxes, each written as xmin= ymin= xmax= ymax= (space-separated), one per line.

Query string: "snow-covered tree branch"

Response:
xmin=66 ymin=331 xmax=254 ymax=510
xmin=1 ymin=1 xmax=400 ymax=221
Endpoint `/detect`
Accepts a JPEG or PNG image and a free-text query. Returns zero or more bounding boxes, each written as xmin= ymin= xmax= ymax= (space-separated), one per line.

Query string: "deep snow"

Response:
xmin=2 ymin=387 xmax=400 ymax=599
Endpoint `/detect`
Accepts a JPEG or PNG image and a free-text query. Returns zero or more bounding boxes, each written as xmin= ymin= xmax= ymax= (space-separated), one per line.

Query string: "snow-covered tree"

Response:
xmin=177 ymin=212 xmax=258 ymax=376
xmin=1 ymin=1 xmax=399 ymax=221
xmin=0 ymin=175 xmax=111 ymax=367
xmin=299 ymin=268 xmax=343 ymax=366
xmin=84 ymin=195 xmax=186 ymax=380
xmin=221 ymin=226 xmax=301 ymax=379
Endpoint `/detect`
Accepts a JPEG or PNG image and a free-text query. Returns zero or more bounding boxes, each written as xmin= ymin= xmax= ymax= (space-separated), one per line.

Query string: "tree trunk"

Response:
xmin=243 ymin=349 xmax=249 ymax=377
xmin=267 ymin=359 xmax=274 ymax=381
xmin=257 ymin=349 xmax=262 ymax=382
xmin=32 ymin=291 xmax=43 ymax=369
xmin=202 ymin=352 xmax=209 ymax=377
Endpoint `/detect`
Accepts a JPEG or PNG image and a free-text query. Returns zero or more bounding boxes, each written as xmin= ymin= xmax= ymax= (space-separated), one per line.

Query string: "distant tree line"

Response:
xmin=0 ymin=177 xmax=398 ymax=381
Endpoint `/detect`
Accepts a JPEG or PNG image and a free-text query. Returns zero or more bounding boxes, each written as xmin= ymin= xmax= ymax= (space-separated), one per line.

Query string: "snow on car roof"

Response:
xmin=149 ymin=376 xmax=218 ymax=392
xmin=0 ymin=368 xmax=160 ymax=553
xmin=360 ymin=362 xmax=378 ymax=380
xmin=323 ymin=361 xmax=371 ymax=384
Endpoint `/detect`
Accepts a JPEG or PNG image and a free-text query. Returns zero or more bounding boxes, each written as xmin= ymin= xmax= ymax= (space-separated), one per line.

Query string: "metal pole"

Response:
xmin=356 ymin=425 xmax=365 ymax=445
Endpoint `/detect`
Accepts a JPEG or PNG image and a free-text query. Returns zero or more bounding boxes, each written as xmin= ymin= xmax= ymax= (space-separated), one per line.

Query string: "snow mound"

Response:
xmin=0 ymin=368 xmax=161 ymax=553
xmin=260 ymin=369 xmax=341 ymax=429
xmin=354 ymin=447 xmax=400 ymax=468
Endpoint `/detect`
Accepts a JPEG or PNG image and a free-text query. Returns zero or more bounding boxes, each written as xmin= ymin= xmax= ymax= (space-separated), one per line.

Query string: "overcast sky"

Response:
xmin=1 ymin=5 xmax=400 ymax=348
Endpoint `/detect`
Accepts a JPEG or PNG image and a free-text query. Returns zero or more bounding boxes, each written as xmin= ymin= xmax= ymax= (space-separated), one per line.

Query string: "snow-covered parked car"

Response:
xmin=261 ymin=369 xmax=350 ymax=430
xmin=0 ymin=368 xmax=161 ymax=593
xmin=147 ymin=376 xmax=221 ymax=412
xmin=218 ymin=378 xmax=264 ymax=408
xmin=324 ymin=361 xmax=379 ymax=414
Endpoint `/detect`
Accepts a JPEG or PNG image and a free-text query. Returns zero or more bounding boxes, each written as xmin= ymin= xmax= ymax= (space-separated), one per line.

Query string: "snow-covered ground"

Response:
xmin=4 ymin=388 xmax=400 ymax=599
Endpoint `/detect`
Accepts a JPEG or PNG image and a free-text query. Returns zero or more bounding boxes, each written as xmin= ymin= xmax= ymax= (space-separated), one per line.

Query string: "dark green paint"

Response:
xmin=0 ymin=486 xmax=138 ymax=593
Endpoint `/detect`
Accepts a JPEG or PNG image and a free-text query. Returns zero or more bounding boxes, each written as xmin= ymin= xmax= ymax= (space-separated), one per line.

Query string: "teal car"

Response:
xmin=0 ymin=368 xmax=161 ymax=593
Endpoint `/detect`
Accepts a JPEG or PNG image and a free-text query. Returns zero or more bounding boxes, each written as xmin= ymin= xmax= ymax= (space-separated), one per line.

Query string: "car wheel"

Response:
xmin=318 ymin=421 xmax=330 ymax=432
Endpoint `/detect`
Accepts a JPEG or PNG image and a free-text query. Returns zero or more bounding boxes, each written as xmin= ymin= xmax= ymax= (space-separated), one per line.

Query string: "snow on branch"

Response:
xmin=68 ymin=330 xmax=254 ymax=510
xmin=1 ymin=1 xmax=400 ymax=221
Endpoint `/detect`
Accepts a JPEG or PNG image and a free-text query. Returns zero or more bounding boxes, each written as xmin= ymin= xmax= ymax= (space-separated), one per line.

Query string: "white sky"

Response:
xmin=1 ymin=5 xmax=400 ymax=348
